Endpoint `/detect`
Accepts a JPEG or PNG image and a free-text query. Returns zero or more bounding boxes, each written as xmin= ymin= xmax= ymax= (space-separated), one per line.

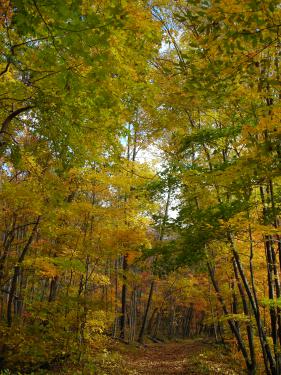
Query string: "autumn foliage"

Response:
xmin=1 ymin=1 xmax=281 ymax=374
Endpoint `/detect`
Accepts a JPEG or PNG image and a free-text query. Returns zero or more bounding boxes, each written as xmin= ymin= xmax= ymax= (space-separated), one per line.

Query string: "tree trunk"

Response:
xmin=120 ymin=254 xmax=128 ymax=340
xmin=48 ymin=276 xmax=59 ymax=302
xmin=230 ymin=235 xmax=275 ymax=375
xmin=207 ymin=262 xmax=255 ymax=374
xmin=138 ymin=281 xmax=154 ymax=344
xmin=7 ymin=216 xmax=40 ymax=326
xmin=233 ymin=258 xmax=256 ymax=374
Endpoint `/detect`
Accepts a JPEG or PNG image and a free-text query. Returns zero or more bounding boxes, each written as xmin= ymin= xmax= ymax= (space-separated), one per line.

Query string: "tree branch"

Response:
xmin=0 ymin=105 xmax=33 ymax=135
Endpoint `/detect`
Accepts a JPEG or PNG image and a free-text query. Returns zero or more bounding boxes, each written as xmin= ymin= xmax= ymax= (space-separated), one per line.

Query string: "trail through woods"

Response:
xmin=124 ymin=340 xmax=241 ymax=375
xmin=2 ymin=2 xmax=281 ymax=374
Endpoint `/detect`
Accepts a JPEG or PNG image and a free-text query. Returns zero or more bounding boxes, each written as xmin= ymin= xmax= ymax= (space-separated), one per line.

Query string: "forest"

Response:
xmin=0 ymin=0 xmax=281 ymax=374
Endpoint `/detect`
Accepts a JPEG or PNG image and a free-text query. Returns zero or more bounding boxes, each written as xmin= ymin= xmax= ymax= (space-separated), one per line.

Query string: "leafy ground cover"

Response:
xmin=122 ymin=340 xmax=242 ymax=375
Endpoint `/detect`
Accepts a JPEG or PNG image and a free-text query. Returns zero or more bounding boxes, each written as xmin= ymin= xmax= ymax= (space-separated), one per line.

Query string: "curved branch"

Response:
xmin=0 ymin=106 xmax=34 ymax=152
xmin=0 ymin=105 xmax=33 ymax=135
xmin=0 ymin=61 xmax=11 ymax=77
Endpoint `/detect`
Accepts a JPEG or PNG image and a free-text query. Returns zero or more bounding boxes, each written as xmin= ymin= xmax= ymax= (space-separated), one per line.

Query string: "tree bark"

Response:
xmin=207 ymin=262 xmax=255 ymax=374
xmin=120 ymin=254 xmax=128 ymax=340
xmin=7 ymin=216 xmax=40 ymax=326
xmin=138 ymin=281 xmax=154 ymax=344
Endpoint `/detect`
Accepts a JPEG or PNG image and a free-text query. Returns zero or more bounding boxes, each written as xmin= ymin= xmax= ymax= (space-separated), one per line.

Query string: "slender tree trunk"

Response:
xmin=207 ymin=279 xmax=218 ymax=342
xmin=183 ymin=305 xmax=194 ymax=338
xmin=120 ymin=254 xmax=128 ymax=340
xmin=207 ymin=262 xmax=255 ymax=374
xmin=233 ymin=258 xmax=256 ymax=374
xmin=230 ymin=235 xmax=275 ymax=375
xmin=138 ymin=281 xmax=154 ymax=344
xmin=7 ymin=216 xmax=40 ymax=326
xmin=48 ymin=276 xmax=59 ymax=302
xmin=113 ymin=258 xmax=119 ymax=338
xmin=0 ymin=217 xmax=16 ymax=287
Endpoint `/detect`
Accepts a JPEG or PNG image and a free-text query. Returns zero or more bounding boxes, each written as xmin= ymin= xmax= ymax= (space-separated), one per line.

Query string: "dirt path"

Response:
xmin=124 ymin=340 xmax=241 ymax=375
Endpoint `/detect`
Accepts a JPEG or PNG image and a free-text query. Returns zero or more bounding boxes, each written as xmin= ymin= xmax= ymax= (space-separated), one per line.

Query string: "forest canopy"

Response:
xmin=1 ymin=1 xmax=281 ymax=374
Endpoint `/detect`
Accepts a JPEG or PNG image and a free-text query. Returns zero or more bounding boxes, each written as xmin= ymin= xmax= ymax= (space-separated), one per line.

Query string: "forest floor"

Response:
xmin=121 ymin=339 xmax=243 ymax=375
xmin=22 ymin=338 xmax=246 ymax=374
